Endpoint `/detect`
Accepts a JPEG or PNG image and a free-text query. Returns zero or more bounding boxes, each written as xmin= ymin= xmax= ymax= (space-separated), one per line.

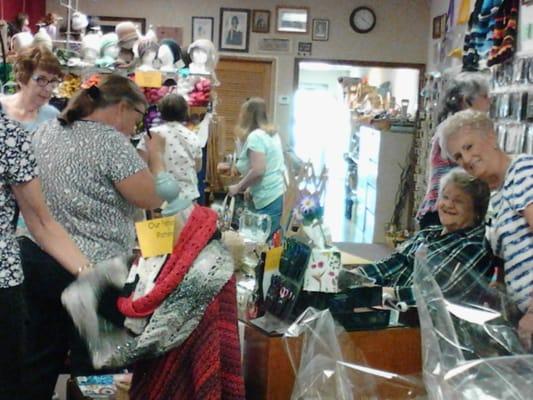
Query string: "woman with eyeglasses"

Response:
xmin=19 ymin=74 xmax=168 ymax=399
xmin=0 ymin=45 xmax=63 ymax=133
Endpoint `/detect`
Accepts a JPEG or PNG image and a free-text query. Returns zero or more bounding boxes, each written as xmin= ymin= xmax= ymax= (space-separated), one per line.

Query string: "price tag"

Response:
xmin=135 ymin=216 xmax=175 ymax=258
xmin=134 ymin=70 xmax=163 ymax=88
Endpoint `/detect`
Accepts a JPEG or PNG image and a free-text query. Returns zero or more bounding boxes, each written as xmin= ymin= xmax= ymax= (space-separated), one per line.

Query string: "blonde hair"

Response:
xmin=235 ymin=97 xmax=276 ymax=140
xmin=438 ymin=109 xmax=494 ymax=160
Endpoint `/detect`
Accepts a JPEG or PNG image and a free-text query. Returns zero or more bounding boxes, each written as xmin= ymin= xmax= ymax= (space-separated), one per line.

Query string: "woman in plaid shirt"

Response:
xmin=345 ymin=168 xmax=493 ymax=306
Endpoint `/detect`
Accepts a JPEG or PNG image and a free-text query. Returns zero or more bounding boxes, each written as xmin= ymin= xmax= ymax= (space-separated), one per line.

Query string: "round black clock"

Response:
xmin=350 ymin=6 xmax=376 ymax=34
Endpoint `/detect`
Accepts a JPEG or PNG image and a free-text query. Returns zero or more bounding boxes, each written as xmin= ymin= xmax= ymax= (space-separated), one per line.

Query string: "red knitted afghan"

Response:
xmin=117 ymin=205 xmax=218 ymax=318
xmin=129 ymin=276 xmax=245 ymax=400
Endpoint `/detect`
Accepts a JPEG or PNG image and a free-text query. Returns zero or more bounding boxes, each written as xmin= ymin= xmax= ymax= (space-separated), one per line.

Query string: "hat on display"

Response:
xmin=11 ymin=31 xmax=34 ymax=52
xmin=137 ymin=37 xmax=159 ymax=60
xmin=100 ymin=33 xmax=119 ymax=56
xmin=160 ymin=39 xmax=181 ymax=63
xmin=115 ymin=21 xmax=139 ymax=45
xmin=33 ymin=27 xmax=53 ymax=50
xmin=72 ymin=11 xmax=89 ymax=31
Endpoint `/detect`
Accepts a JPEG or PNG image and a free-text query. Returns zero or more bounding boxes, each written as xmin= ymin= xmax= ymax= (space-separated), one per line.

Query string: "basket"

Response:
xmin=115 ymin=380 xmax=131 ymax=400
xmin=219 ymin=173 xmax=241 ymax=190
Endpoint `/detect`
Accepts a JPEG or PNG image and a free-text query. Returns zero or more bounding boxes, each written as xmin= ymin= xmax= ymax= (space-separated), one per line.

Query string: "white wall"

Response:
xmin=47 ymin=0 xmax=429 ymax=142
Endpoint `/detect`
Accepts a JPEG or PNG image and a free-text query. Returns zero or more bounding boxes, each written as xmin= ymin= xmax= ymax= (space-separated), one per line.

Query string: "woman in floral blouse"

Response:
xmin=0 ymin=113 xmax=88 ymax=399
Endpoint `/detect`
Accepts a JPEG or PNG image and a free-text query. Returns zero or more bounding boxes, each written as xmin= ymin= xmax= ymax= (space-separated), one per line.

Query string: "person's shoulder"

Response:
xmin=40 ymin=103 xmax=60 ymax=116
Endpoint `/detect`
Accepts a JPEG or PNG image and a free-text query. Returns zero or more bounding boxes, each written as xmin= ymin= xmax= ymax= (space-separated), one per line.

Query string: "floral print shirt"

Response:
xmin=0 ymin=113 xmax=38 ymax=288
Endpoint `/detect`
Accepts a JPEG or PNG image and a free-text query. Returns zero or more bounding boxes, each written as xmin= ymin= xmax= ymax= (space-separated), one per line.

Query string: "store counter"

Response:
xmin=242 ymin=242 xmax=423 ymax=399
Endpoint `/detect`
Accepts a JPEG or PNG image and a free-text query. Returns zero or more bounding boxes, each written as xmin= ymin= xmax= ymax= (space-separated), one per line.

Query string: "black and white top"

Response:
xmin=33 ymin=119 xmax=147 ymax=263
xmin=0 ymin=113 xmax=38 ymax=288
xmin=137 ymin=122 xmax=202 ymax=200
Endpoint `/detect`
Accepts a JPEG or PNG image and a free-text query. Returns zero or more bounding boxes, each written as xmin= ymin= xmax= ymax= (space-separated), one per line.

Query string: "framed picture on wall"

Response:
xmin=219 ymin=7 xmax=250 ymax=52
xmin=432 ymin=14 xmax=446 ymax=39
xmin=252 ymin=10 xmax=270 ymax=33
xmin=276 ymin=6 xmax=309 ymax=34
xmin=191 ymin=16 xmax=214 ymax=42
xmin=95 ymin=16 xmax=146 ymax=34
xmin=312 ymin=18 xmax=329 ymax=41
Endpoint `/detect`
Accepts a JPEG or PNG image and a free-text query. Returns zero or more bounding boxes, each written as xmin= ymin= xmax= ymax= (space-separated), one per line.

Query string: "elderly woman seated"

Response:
xmin=341 ymin=168 xmax=493 ymax=306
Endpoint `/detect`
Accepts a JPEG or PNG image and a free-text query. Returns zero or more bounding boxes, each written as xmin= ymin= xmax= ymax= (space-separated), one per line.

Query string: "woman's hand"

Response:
xmin=145 ymin=133 xmax=166 ymax=175
xmin=228 ymin=184 xmax=241 ymax=197
xmin=217 ymin=162 xmax=231 ymax=174
xmin=518 ymin=312 xmax=533 ymax=351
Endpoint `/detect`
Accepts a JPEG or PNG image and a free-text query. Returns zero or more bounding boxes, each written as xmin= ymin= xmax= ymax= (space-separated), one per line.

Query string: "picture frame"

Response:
xmin=312 ymin=18 xmax=329 ymax=41
xmin=297 ymin=41 xmax=312 ymax=56
xmin=95 ymin=16 xmax=146 ymax=35
xmin=252 ymin=10 xmax=270 ymax=33
xmin=432 ymin=13 xmax=446 ymax=39
xmin=257 ymin=37 xmax=291 ymax=53
xmin=191 ymin=16 xmax=214 ymax=42
xmin=219 ymin=7 xmax=250 ymax=52
xmin=276 ymin=6 xmax=309 ymax=34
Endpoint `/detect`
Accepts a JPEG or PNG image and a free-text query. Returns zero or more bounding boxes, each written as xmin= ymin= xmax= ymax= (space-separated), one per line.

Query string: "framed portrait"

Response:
xmin=95 ymin=16 xmax=146 ymax=35
xmin=312 ymin=18 xmax=329 ymax=41
xmin=192 ymin=16 xmax=214 ymax=42
xmin=297 ymin=41 xmax=312 ymax=56
xmin=276 ymin=6 xmax=309 ymax=34
xmin=219 ymin=7 xmax=250 ymax=52
xmin=432 ymin=14 xmax=446 ymax=39
xmin=252 ymin=10 xmax=270 ymax=33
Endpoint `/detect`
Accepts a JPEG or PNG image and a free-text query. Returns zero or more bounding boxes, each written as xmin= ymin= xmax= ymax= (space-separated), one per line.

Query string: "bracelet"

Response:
xmin=77 ymin=262 xmax=94 ymax=276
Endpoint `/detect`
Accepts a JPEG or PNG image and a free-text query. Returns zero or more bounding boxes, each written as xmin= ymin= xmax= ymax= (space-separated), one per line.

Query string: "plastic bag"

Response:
xmin=283 ymin=308 xmax=426 ymax=399
xmin=412 ymin=245 xmax=533 ymax=399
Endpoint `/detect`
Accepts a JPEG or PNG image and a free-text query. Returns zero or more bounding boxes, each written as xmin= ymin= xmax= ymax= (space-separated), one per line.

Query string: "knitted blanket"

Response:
xmin=129 ymin=277 xmax=245 ymax=400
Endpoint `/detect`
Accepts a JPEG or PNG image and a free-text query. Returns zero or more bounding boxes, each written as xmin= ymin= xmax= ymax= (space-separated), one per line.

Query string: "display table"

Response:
xmin=242 ymin=242 xmax=423 ymax=399
xmin=242 ymin=323 xmax=422 ymax=399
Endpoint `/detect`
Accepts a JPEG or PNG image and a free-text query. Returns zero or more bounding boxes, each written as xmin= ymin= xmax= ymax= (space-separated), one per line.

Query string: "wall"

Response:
xmin=2 ymin=0 xmax=46 ymax=32
xmin=46 ymin=0 xmax=429 ymax=142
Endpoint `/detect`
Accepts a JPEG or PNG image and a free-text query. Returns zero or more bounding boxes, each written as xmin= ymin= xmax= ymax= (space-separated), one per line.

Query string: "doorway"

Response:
xmin=293 ymin=59 xmax=424 ymax=242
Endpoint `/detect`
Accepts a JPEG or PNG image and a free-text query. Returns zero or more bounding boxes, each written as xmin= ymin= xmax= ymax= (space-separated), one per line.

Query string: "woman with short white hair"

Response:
xmin=440 ymin=108 xmax=533 ymax=350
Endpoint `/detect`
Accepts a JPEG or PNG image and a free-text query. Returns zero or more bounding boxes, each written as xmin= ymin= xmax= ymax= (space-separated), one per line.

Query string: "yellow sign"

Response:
xmin=265 ymin=246 xmax=283 ymax=271
xmin=340 ymin=251 xmax=371 ymax=265
xmin=135 ymin=216 xmax=175 ymax=258
xmin=134 ymin=70 xmax=163 ymax=88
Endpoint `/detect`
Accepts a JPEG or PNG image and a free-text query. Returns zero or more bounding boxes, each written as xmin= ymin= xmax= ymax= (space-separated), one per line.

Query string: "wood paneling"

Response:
xmin=243 ymin=324 xmax=423 ymax=399
xmin=214 ymin=57 xmax=274 ymax=158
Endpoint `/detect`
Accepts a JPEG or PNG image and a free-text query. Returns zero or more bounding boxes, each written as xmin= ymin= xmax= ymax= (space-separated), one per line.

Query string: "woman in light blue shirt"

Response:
xmin=228 ymin=97 xmax=286 ymax=236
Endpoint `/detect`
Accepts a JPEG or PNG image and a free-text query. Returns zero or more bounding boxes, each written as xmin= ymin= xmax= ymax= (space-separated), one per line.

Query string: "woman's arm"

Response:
xmin=115 ymin=133 xmax=165 ymax=210
xmin=523 ymin=203 xmax=533 ymax=232
xmin=12 ymin=179 xmax=89 ymax=276
xmin=228 ymin=149 xmax=265 ymax=196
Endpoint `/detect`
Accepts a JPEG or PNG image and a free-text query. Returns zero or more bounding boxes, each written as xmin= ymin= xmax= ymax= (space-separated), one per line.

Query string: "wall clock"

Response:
xmin=350 ymin=6 xmax=376 ymax=34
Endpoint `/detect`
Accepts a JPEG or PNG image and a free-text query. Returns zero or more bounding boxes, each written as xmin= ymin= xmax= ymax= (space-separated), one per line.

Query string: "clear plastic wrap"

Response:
xmin=412 ymin=245 xmax=533 ymax=400
xmin=283 ymin=308 xmax=426 ymax=399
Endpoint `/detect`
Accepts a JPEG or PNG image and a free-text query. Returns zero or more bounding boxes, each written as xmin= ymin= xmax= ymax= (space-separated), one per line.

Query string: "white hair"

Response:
xmin=437 ymin=109 xmax=494 ymax=160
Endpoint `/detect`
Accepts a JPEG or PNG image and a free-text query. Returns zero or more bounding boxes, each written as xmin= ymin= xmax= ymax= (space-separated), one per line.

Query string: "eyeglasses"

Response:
xmin=132 ymin=106 xmax=145 ymax=116
xmin=31 ymin=75 xmax=62 ymax=88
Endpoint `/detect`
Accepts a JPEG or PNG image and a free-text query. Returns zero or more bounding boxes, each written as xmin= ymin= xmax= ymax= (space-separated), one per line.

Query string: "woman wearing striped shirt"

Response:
xmin=441 ymin=109 xmax=533 ymax=350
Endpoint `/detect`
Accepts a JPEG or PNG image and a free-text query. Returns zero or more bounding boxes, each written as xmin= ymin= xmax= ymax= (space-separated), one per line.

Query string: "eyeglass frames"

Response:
xmin=31 ymin=75 xmax=62 ymax=88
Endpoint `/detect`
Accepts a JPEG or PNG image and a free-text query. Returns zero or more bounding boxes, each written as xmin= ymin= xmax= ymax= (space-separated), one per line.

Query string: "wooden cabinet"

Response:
xmin=243 ymin=323 xmax=422 ymax=399
xmin=354 ymin=126 xmax=413 ymax=244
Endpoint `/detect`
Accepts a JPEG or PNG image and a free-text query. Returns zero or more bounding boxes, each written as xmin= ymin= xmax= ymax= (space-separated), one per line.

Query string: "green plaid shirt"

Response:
xmin=358 ymin=224 xmax=493 ymax=305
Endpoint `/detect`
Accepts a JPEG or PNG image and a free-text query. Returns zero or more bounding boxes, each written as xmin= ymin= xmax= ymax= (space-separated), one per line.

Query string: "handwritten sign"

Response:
xmin=134 ymin=70 xmax=163 ymax=88
xmin=135 ymin=216 xmax=175 ymax=258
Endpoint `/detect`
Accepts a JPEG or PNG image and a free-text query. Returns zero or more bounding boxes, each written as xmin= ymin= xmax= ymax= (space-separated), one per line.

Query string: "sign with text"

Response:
xmin=134 ymin=70 xmax=163 ymax=88
xmin=135 ymin=216 xmax=175 ymax=258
